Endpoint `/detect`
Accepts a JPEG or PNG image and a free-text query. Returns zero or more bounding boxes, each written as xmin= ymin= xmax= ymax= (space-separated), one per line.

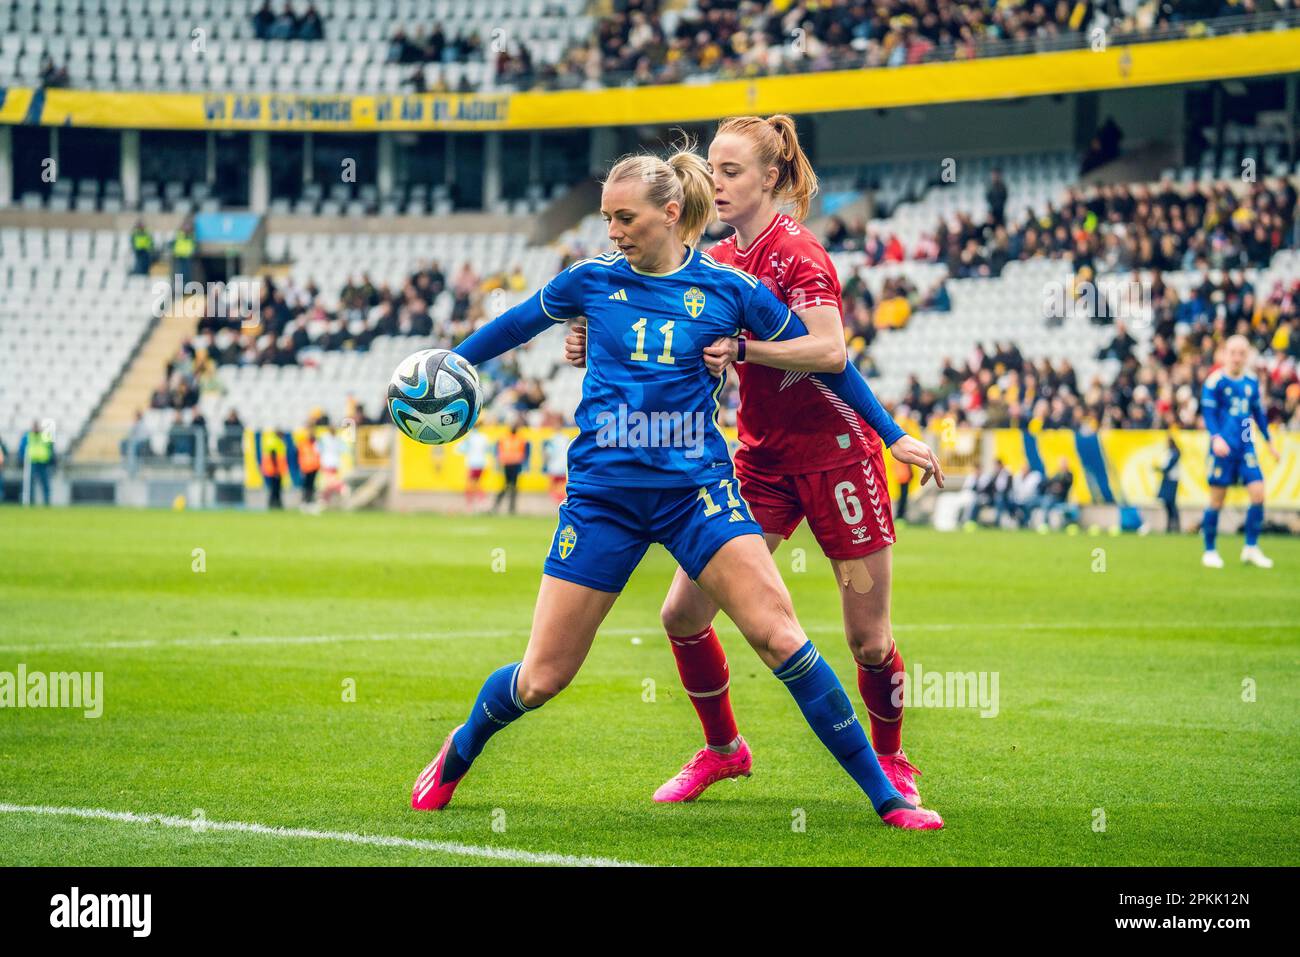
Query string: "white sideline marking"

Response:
xmin=0 ymin=803 xmax=644 ymax=868
xmin=0 ymin=630 xmax=513 ymax=654
xmin=0 ymin=620 xmax=1286 ymax=656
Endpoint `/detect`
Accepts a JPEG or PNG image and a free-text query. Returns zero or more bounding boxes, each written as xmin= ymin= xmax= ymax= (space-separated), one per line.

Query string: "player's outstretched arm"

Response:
xmin=704 ymin=304 xmax=845 ymax=374
xmin=453 ymin=291 xmax=559 ymax=366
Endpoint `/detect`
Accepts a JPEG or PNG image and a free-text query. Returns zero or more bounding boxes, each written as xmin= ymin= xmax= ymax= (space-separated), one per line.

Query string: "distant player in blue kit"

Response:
xmin=409 ymin=145 xmax=944 ymax=829
xmin=1199 ymin=334 xmax=1281 ymax=569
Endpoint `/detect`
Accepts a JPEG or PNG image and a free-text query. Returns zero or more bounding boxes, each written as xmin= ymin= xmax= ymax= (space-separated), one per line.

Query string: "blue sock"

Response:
xmin=444 ymin=662 xmax=534 ymax=781
xmin=773 ymin=640 xmax=907 ymax=815
xmin=1202 ymin=508 xmax=1219 ymax=552
xmin=1245 ymin=504 xmax=1264 ymax=547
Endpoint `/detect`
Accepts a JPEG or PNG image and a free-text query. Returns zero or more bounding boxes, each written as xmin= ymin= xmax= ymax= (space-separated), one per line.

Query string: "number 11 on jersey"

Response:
xmin=630 ymin=318 xmax=676 ymax=365
xmin=698 ymin=479 xmax=742 ymax=516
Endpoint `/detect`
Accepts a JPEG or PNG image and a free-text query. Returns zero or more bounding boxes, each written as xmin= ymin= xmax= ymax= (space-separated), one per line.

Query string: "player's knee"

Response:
xmin=745 ymin=606 xmax=804 ymax=664
xmin=660 ymin=599 xmax=708 ymax=639
xmin=846 ymin=621 xmax=892 ymax=666
xmin=518 ymin=669 xmax=569 ymax=708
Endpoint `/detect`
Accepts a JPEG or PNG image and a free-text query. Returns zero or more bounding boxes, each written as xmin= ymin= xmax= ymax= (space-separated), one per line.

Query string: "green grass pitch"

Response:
xmin=1 ymin=506 xmax=1297 ymax=866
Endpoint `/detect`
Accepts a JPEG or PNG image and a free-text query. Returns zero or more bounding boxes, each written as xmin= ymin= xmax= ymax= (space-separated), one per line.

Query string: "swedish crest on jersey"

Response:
xmin=557 ymin=524 xmax=577 ymax=559
xmin=683 ymin=286 xmax=706 ymax=318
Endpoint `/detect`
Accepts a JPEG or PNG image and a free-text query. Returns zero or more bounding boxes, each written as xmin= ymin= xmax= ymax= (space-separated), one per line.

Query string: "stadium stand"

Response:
xmin=125 ymin=167 xmax=1298 ymax=463
xmin=0 ymin=0 xmax=592 ymax=94
xmin=856 ymin=255 xmax=1300 ymax=430
xmin=10 ymin=154 xmax=572 ymax=217
xmin=137 ymin=228 xmax=585 ymax=443
xmin=4 ymin=1 xmax=1297 ymax=98
xmin=0 ymin=228 xmax=158 ymax=454
xmin=576 ymin=1 xmax=1294 ymax=85
xmin=5 ymin=149 xmax=1297 ymax=470
xmin=3 ymin=1 xmax=1298 ymax=513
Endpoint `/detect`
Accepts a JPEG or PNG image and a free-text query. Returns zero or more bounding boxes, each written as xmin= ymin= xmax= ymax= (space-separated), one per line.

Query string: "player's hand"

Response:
xmin=1267 ymin=441 xmax=1281 ymax=462
xmin=1211 ymin=435 xmax=1230 ymax=457
xmin=564 ymin=322 xmax=587 ymax=368
xmin=891 ymin=434 xmax=945 ymax=489
xmin=703 ymin=337 xmax=739 ymax=377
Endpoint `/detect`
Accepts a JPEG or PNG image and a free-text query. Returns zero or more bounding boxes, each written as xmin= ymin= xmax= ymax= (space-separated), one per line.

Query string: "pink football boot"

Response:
xmin=882 ymin=806 xmax=944 ymax=830
xmin=411 ymin=725 xmax=466 ymax=811
xmin=653 ymin=736 xmax=753 ymax=803
xmin=877 ymin=751 xmax=923 ymax=807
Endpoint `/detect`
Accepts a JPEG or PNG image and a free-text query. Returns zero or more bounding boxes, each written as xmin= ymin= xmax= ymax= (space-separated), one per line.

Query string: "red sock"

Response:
xmin=856 ymin=640 xmax=904 ymax=755
xmin=667 ymin=627 xmax=738 ymax=748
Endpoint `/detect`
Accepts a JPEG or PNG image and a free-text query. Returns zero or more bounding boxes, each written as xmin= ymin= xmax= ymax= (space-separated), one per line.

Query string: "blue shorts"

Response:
xmin=543 ymin=479 xmax=764 ymax=593
xmin=1208 ymin=448 xmax=1263 ymax=487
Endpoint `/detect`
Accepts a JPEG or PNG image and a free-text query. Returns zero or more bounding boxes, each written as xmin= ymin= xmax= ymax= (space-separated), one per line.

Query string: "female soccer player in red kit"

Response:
xmin=567 ymin=114 xmax=944 ymax=805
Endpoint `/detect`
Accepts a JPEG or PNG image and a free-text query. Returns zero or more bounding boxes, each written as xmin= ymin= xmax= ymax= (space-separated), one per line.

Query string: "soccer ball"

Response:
xmin=387 ymin=349 xmax=482 ymax=445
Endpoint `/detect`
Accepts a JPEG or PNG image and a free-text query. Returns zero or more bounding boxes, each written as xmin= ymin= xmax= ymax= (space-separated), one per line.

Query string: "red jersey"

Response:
xmin=708 ymin=213 xmax=880 ymax=475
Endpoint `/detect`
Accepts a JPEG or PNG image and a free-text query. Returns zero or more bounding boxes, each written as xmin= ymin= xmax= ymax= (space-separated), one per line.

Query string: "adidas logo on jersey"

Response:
xmin=608 ymin=289 xmax=628 ymax=301
xmin=728 ymin=509 xmax=746 ymax=523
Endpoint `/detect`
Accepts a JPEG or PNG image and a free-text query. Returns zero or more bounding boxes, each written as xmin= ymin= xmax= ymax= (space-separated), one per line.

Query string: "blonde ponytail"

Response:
xmin=603 ymin=137 xmax=716 ymax=247
xmin=666 ymin=149 xmax=716 ymax=247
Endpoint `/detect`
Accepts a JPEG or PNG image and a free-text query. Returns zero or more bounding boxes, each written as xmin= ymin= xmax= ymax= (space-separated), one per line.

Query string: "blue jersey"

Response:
xmin=538 ymin=247 xmax=794 ymax=488
xmin=1201 ymin=369 xmax=1270 ymax=454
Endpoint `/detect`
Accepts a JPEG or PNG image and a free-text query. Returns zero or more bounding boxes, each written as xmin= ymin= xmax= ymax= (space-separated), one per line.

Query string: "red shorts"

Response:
xmin=735 ymin=452 xmax=896 ymax=560
xmin=467 ymin=468 xmax=484 ymax=482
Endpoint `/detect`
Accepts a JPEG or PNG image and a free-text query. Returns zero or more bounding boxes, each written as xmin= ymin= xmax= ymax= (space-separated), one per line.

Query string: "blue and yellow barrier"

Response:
xmin=268 ymin=422 xmax=1300 ymax=509
xmin=989 ymin=428 xmax=1300 ymax=509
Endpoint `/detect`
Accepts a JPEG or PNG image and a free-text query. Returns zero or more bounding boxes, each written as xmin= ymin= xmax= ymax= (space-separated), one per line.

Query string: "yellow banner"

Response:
xmin=1101 ymin=429 xmax=1300 ymax=509
xmin=7 ymin=29 xmax=1300 ymax=132
xmin=394 ymin=426 xmax=1300 ymax=509
xmin=0 ymin=87 xmax=34 ymax=125
xmin=989 ymin=428 xmax=1300 ymax=508
xmin=397 ymin=424 xmax=577 ymax=493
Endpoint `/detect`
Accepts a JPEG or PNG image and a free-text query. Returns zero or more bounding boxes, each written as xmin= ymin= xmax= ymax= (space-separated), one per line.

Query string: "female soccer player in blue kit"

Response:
xmin=1200 ymin=334 xmax=1281 ymax=569
xmin=410 ymin=147 xmax=944 ymax=830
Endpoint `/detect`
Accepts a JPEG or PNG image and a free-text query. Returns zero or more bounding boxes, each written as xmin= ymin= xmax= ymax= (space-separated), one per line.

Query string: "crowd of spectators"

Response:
xmin=579 ymin=0 xmax=1264 ymax=87
xmin=37 ymin=55 xmax=69 ymax=88
xmin=383 ymin=25 xmax=536 ymax=93
xmin=826 ymin=176 xmax=1300 ymax=282
xmin=147 ymin=256 xmax=539 ymax=426
xmin=821 ymin=164 xmax=1300 ymax=439
xmin=252 ymin=2 xmax=326 ymax=41
xmin=959 ymin=456 xmax=1079 ymax=529
xmin=123 ymin=396 xmax=245 ymax=464
xmin=878 ymin=270 xmax=1300 ymax=437
xmin=386 ymin=25 xmax=482 ymax=65
xmin=16 ymin=0 xmax=1286 ymax=96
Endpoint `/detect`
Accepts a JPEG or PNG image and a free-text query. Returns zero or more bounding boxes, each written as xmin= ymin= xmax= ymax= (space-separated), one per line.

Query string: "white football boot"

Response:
xmin=1202 ymin=550 xmax=1225 ymax=569
xmin=1240 ymin=546 xmax=1274 ymax=569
